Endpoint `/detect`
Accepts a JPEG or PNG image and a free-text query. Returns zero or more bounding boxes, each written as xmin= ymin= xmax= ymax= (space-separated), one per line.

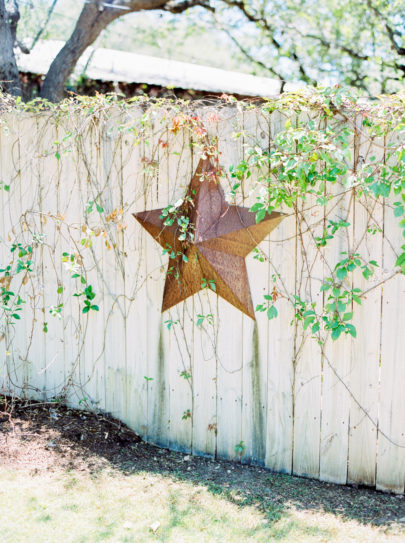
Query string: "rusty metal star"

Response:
xmin=133 ymin=158 xmax=285 ymax=319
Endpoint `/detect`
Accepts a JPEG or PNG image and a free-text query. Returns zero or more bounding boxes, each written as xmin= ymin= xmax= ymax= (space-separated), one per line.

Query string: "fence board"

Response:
xmin=215 ymin=110 xmax=243 ymax=461
xmin=293 ymin=191 xmax=323 ymax=478
xmin=192 ymin=289 xmax=217 ymax=457
xmin=166 ymin=128 xmax=194 ymax=453
xmin=122 ymin=107 xmax=149 ymax=439
xmin=319 ymin=182 xmax=352 ymax=484
xmin=377 ymin=195 xmax=405 ymax=493
xmin=37 ymin=115 xmax=65 ymax=398
xmin=347 ymin=124 xmax=383 ymax=486
xmin=265 ymin=212 xmax=296 ymax=473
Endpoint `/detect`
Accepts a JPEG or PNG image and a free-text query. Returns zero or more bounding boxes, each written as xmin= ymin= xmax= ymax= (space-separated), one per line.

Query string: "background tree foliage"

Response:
xmin=0 ymin=0 xmax=404 ymax=101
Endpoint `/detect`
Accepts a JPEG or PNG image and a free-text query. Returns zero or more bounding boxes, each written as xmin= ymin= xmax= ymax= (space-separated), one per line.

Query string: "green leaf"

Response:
xmin=256 ymin=209 xmax=266 ymax=223
xmin=304 ymin=316 xmax=315 ymax=330
xmin=336 ymin=267 xmax=347 ymax=280
xmin=346 ymin=324 xmax=357 ymax=338
xmin=331 ymin=327 xmax=342 ymax=341
xmin=267 ymin=305 xmax=278 ymax=320
xmin=311 ymin=322 xmax=320 ymax=334
xmin=343 ymin=312 xmax=353 ymax=321
xmin=250 ymin=202 xmax=264 ymax=212
xmin=394 ymin=205 xmax=404 ymax=217
xmin=197 ymin=315 xmax=204 ymax=327
xmin=396 ymin=253 xmax=405 ymax=267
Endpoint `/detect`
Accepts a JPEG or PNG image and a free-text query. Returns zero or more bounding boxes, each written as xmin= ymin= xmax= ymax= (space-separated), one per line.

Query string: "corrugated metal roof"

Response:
xmin=16 ymin=40 xmax=299 ymax=97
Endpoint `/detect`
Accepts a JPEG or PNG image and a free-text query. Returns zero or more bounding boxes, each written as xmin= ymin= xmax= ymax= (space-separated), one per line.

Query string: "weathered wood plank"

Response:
xmin=215 ymin=108 xmax=243 ymax=461
xmin=192 ymin=289 xmax=217 ymax=457
xmin=265 ymin=213 xmax=296 ymax=473
xmin=347 ymin=124 xmax=383 ymax=487
xmin=122 ymin=106 xmax=150 ymax=439
xmin=320 ymin=181 xmax=352 ymax=484
xmin=292 ymin=113 xmax=323 ymax=478
xmin=36 ymin=115 xmax=66 ymax=399
xmin=11 ymin=115 xmax=41 ymax=398
xmin=142 ymin=114 xmax=170 ymax=447
xmin=241 ymin=108 xmax=269 ymax=465
xmin=165 ymin=126 xmax=194 ymax=453
xmin=57 ymin=112 xmax=84 ymax=407
xmin=265 ymin=110 xmax=295 ymax=474
xmin=376 ymin=143 xmax=405 ymax=493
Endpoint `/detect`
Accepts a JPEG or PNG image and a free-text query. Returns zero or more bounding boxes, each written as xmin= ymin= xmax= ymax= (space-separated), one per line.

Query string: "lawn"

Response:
xmin=0 ymin=397 xmax=404 ymax=542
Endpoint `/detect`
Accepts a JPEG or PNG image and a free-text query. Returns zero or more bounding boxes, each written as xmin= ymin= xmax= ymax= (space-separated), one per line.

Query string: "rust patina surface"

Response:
xmin=134 ymin=158 xmax=285 ymax=319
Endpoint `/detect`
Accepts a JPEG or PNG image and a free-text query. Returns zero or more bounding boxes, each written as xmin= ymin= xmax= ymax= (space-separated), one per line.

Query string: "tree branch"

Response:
xmin=163 ymin=0 xmax=214 ymax=14
xmin=366 ymin=0 xmax=405 ymax=56
xmin=220 ymin=0 xmax=317 ymax=85
xmin=40 ymin=0 xmax=215 ymax=101
xmin=220 ymin=25 xmax=285 ymax=92
xmin=30 ymin=0 xmax=59 ymax=51
xmin=291 ymin=27 xmax=369 ymax=62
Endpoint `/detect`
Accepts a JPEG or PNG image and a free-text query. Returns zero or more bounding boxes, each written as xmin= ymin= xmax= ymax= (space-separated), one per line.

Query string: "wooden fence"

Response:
xmin=0 ymin=103 xmax=404 ymax=493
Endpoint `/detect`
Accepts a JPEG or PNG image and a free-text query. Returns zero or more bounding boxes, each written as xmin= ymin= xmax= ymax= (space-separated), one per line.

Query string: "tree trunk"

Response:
xmin=40 ymin=3 xmax=122 ymax=102
xmin=39 ymin=0 xmax=177 ymax=102
xmin=0 ymin=0 xmax=21 ymax=96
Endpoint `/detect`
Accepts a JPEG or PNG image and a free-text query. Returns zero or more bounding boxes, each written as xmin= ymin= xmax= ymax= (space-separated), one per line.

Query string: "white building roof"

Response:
xmin=16 ymin=40 xmax=299 ymax=97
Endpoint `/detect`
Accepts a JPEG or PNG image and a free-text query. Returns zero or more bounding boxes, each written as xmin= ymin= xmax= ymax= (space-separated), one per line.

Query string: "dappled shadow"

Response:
xmin=1 ymin=396 xmax=404 ymax=533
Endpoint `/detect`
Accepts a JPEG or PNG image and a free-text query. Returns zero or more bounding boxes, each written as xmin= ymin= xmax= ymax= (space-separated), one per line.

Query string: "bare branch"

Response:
xmin=220 ymin=0 xmax=317 ymax=85
xmin=163 ymin=0 xmax=214 ymax=14
xmin=39 ymin=0 xmax=213 ymax=101
xmin=220 ymin=25 xmax=285 ymax=92
xmin=30 ymin=0 xmax=59 ymax=51
xmin=366 ymin=0 xmax=405 ymax=56
xmin=291 ymin=27 xmax=369 ymax=62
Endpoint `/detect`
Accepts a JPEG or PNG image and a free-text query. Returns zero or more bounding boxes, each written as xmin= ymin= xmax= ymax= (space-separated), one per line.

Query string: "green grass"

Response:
xmin=0 ymin=466 xmax=404 ymax=543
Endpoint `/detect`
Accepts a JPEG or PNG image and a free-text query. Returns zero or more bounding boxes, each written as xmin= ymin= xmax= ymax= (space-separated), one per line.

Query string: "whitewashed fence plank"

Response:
xmin=192 ymin=289 xmax=217 ymax=457
xmin=265 ymin=212 xmax=296 ymax=473
xmin=320 ymin=181 xmax=352 ymax=484
xmin=376 ymin=160 xmax=405 ymax=493
xmin=293 ymin=185 xmax=323 ymax=477
xmin=165 ymin=128 xmax=194 ymax=453
xmin=241 ymin=109 xmax=269 ymax=464
xmin=142 ymin=116 xmax=170 ymax=447
xmin=347 ymin=124 xmax=383 ymax=486
xmin=265 ymin=110 xmax=295 ymax=474
xmin=215 ymin=110 xmax=243 ymax=461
